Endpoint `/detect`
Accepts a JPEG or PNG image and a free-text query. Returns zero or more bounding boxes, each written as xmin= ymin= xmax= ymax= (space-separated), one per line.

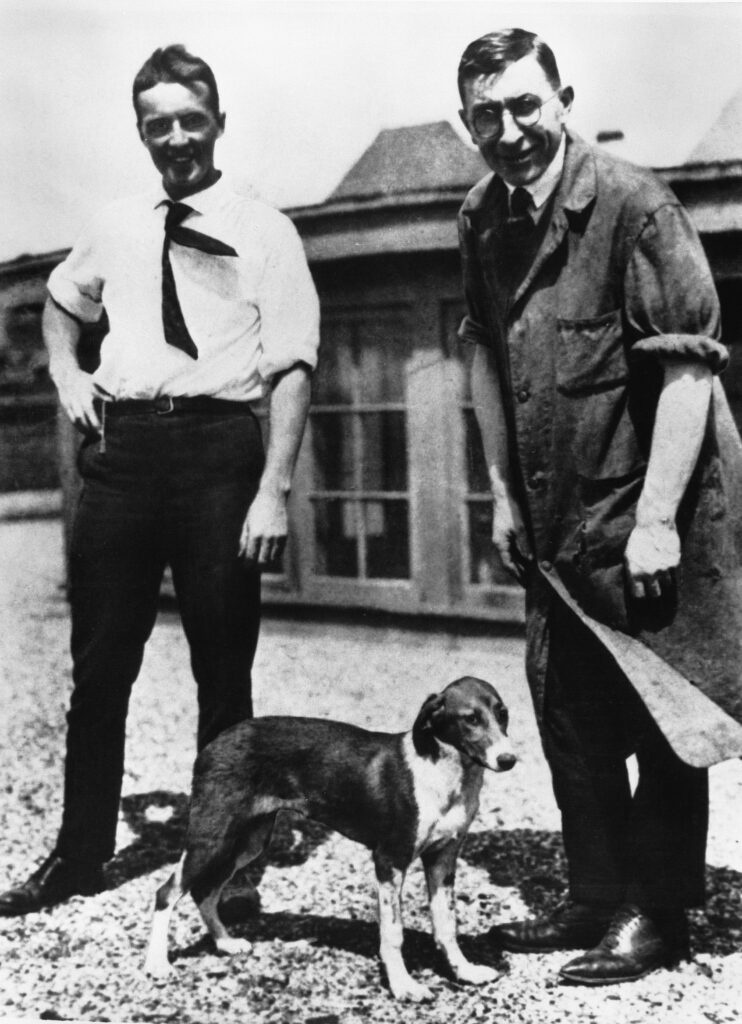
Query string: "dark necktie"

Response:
xmin=500 ymin=186 xmax=536 ymax=290
xmin=506 ymin=186 xmax=534 ymax=236
xmin=161 ymin=201 xmax=238 ymax=360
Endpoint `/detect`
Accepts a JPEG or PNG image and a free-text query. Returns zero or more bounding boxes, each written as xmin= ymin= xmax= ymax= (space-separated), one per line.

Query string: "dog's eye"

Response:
xmin=462 ymin=711 xmax=479 ymax=726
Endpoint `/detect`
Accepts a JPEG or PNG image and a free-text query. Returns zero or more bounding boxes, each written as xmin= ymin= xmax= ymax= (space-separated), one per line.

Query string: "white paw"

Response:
xmin=215 ymin=936 xmax=253 ymax=957
xmin=144 ymin=956 xmax=173 ymax=980
xmin=389 ymin=977 xmax=434 ymax=1002
xmin=453 ymin=961 xmax=499 ymax=986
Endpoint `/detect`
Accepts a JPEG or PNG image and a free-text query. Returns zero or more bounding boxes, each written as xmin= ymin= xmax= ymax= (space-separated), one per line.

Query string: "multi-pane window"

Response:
xmin=309 ymin=310 xmax=411 ymax=581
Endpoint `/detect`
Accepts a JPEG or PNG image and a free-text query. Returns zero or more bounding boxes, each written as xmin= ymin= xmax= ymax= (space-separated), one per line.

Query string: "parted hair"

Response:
xmin=457 ymin=28 xmax=562 ymax=101
xmin=132 ymin=44 xmax=221 ymax=120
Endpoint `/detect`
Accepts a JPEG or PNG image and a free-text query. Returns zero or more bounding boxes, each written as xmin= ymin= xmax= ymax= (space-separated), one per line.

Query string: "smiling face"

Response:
xmin=136 ymin=80 xmax=225 ymax=199
xmin=460 ymin=54 xmax=572 ymax=187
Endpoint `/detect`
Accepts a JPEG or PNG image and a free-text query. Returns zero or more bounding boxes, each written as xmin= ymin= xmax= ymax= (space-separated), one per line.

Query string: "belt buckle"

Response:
xmin=154 ymin=395 xmax=175 ymax=415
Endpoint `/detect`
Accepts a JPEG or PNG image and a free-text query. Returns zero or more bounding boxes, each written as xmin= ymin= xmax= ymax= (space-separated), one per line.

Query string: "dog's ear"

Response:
xmin=412 ymin=692 xmax=446 ymax=759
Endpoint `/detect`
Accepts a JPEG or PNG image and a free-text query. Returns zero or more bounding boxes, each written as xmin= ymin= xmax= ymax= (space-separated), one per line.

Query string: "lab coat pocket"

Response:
xmin=556 ymin=309 xmax=627 ymax=395
xmin=556 ymin=310 xmax=643 ymax=479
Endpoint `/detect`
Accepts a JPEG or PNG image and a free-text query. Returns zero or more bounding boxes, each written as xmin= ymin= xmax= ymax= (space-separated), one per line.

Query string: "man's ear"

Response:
xmin=558 ymin=86 xmax=574 ymax=121
xmin=217 ymin=111 xmax=226 ymax=136
xmin=412 ymin=692 xmax=446 ymax=758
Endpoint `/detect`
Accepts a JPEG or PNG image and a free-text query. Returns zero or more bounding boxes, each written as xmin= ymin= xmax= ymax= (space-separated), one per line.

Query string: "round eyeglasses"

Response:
xmin=470 ymin=92 xmax=561 ymax=141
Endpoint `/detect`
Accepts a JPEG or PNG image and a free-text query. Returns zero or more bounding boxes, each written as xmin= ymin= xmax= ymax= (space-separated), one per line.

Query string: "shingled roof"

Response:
xmin=688 ymin=86 xmax=742 ymax=163
xmin=328 ymin=120 xmax=488 ymax=202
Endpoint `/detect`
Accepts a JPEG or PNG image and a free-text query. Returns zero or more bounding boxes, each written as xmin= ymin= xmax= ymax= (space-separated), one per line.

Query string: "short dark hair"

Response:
xmin=132 ymin=44 xmax=221 ymax=121
xmin=457 ymin=28 xmax=561 ymax=102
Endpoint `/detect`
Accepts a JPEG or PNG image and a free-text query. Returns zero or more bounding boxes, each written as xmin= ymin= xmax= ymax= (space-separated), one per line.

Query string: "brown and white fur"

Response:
xmin=144 ymin=675 xmax=516 ymax=1001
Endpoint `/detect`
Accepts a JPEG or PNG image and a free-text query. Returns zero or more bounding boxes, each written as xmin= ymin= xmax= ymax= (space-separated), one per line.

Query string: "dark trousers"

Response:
xmin=55 ymin=408 xmax=264 ymax=864
xmin=543 ymin=598 xmax=708 ymax=909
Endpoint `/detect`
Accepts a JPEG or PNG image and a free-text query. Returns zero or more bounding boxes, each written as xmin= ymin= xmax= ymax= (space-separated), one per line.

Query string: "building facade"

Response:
xmin=2 ymin=121 xmax=741 ymax=622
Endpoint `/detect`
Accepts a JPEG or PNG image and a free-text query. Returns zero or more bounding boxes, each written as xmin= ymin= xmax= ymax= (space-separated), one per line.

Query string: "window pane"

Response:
xmin=464 ymin=409 xmax=490 ymax=493
xmin=357 ymin=321 xmax=408 ymax=404
xmin=313 ymin=499 xmax=359 ymax=577
xmin=361 ymin=412 xmax=407 ymax=491
xmin=468 ymin=501 xmax=510 ymax=585
xmin=366 ymin=500 xmax=409 ymax=579
xmin=313 ymin=322 xmax=355 ymax=405
xmin=312 ymin=412 xmax=355 ymax=491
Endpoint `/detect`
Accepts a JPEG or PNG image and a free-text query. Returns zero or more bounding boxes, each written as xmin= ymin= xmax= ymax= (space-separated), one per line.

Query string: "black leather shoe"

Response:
xmin=559 ymin=904 xmax=690 ymax=985
xmin=489 ymin=899 xmax=616 ymax=952
xmin=0 ymin=854 xmax=104 ymax=916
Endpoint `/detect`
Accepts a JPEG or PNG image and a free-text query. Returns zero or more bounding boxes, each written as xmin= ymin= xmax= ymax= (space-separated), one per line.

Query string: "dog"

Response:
xmin=144 ymin=675 xmax=516 ymax=1001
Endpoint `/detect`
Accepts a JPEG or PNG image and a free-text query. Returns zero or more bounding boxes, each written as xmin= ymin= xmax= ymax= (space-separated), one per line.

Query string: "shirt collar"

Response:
xmin=153 ymin=171 xmax=229 ymax=214
xmin=505 ymin=131 xmax=567 ymax=213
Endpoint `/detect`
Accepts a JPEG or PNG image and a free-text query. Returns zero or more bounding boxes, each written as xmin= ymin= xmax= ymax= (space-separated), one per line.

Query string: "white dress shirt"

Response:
xmin=47 ymin=175 xmax=320 ymax=402
xmin=505 ymin=131 xmax=567 ymax=223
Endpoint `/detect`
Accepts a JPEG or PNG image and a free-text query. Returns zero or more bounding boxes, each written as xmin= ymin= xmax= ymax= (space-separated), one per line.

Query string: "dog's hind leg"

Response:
xmin=195 ymin=813 xmax=276 ymax=958
xmin=374 ymin=852 xmax=432 ymax=1002
xmin=422 ymin=842 xmax=498 ymax=986
xmin=144 ymin=855 xmax=186 ymax=978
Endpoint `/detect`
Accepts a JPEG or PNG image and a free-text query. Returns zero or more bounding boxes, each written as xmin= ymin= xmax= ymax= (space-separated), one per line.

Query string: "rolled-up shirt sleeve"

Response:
xmin=625 ymin=202 xmax=728 ymax=373
xmin=257 ymin=215 xmax=320 ymax=381
xmin=47 ymin=217 xmax=106 ymax=323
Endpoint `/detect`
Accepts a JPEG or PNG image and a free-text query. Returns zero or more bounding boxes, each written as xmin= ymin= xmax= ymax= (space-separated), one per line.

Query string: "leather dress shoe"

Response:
xmin=489 ymin=899 xmax=616 ymax=952
xmin=0 ymin=854 xmax=104 ymax=916
xmin=559 ymin=903 xmax=690 ymax=985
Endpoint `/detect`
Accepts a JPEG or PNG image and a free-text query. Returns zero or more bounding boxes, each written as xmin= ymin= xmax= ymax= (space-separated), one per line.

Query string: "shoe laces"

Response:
xmin=541 ymin=899 xmax=576 ymax=925
xmin=601 ymin=904 xmax=642 ymax=950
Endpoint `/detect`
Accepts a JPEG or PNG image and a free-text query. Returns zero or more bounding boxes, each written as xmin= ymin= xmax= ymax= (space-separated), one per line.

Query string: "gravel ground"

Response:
xmin=0 ymin=518 xmax=741 ymax=1024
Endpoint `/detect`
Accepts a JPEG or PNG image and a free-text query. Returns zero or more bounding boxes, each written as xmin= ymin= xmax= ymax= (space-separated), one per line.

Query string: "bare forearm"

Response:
xmin=43 ymin=297 xmax=103 ymax=431
xmin=239 ymin=362 xmax=312 ymax=565
xmin=260 ymin=362 xmax=312 ymax=497
xmin=43 ymin=297 xmax=82 ymax=385
xmin=625 ymin=359 xmax=712 ymax=599
xmin=637 ymin=360 xmax=712 ymax=526
xmin=471 ymin=344 xmax=514 ymax=503
xmin=471 ymin=344 xmax=531 ymax=580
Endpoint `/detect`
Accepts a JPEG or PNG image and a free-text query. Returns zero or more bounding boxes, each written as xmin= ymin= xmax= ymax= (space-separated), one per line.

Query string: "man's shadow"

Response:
xmin=106 ymin=794 xmax=742 ymax=963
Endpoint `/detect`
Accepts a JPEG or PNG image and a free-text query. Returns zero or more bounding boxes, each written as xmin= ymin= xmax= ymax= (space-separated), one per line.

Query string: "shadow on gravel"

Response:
xmin=106 ymin=793 xmax=333 ymax=890
xmin=462 ymin=827 xmax=569 ymax=912
xmin=461 ymin=827 xmax=742 ymax=957
xmin=175 ymin=909 xmax=506 ymax=977
xmin=694 ymin=865 xmax=742 ymax=956
xmin=103 ymin=801 xmax=742 ymax=962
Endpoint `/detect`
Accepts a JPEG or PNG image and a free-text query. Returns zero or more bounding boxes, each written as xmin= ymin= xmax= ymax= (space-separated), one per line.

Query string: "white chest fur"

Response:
xmin=402 ymin=734 xmax=481 ymax=855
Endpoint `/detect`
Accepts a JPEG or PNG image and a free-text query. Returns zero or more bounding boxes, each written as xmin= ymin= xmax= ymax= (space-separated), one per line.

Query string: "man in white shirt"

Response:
xmin=0 ymin=43 xmax=319 ymax=915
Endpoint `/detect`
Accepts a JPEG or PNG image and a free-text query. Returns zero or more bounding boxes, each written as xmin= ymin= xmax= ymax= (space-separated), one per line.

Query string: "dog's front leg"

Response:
xmin=374 ymin=853 xmax=432 ymax=1002
xmin=422 ymin=842 xmax=498 ymax=987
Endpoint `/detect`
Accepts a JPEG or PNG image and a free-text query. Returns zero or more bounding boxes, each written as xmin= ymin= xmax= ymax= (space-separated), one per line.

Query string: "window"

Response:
xmin=0 ymin=302 xmax=48 ymax=394
xmin=309 ymin=309 xmax=411 ymax=581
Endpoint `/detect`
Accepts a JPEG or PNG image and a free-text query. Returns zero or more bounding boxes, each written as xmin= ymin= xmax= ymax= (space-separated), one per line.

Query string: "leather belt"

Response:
xmin=100 ymin=396 xmax=254 ymax=417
